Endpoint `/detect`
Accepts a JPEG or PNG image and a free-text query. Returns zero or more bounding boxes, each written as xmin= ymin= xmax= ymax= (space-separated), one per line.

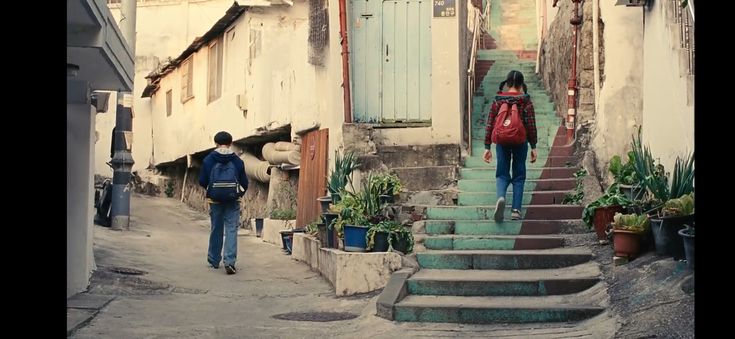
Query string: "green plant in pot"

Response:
xmin=661 ymin=192 xmax=694 ymax=218
xmin=365 ymin=220 xmax=414 ymax=253
xmin=366 ymin=221 xmax=393 ymax=252
xmin=327 ymin=150 xmax=360 ymax=203
xmin=582 ymin=185 xmax=632 ymax=243
xmin=390 ymin=223 xmax=414 ymax=254
xmin=609 ymin=152 xmax=643 ymax=200
xmin=679 ymin=222 xmax=694 ymax=270
xmin=370 ymin=172 xmax=403 ymax=203
xmin=611 ymin=212 xmax=650 ymax=259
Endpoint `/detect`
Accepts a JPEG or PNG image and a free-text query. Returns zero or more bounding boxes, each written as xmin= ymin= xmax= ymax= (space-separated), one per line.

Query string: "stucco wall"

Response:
xmin=98 ymin=0 xmax=234 ymax=175
xmin=590 ymin=2 xmax=644 ymax=172
xmin=68 ymin=103 xmax=97 ymax=297
xmin=641 ymin=0 xmax=694 ymax=171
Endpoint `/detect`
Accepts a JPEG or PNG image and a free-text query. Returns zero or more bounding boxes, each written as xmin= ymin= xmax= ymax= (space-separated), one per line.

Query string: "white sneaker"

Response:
xmin=494 ymin=197 xmax=506 ymax=222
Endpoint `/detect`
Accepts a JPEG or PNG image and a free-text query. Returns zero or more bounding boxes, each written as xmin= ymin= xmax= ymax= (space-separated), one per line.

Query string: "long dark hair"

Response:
xmin=498 ymin=70 xmax=528 ymax=94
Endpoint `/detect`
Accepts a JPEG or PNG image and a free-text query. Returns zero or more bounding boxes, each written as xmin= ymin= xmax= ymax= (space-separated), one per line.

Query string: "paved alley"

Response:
xmin=69 ymin=194 xmax=615 ymax=338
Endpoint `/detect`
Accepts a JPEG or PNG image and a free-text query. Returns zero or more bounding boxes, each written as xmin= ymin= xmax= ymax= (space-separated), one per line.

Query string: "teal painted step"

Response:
xmin=394 ymin=295 xmax=604 ymax=324
xmin=416 ymin=248 xmax=593 ymax=270
xmin=457 ymin=179 xmax=575 ymax=192
xmin=460 ymin=167 xmax=577 ymax=180
xmin=425 ymin=204 xmax=582 ymax=220
xmin=460 ymin=169 xmax=544 ymax=181
xmin=458 ymin=191 xmax=572 ymax=206
xmin=464 ymin=157 xmax=573 ymax=169
xmin=425 ymin=205 xmax=527 ymax=220
xmin=423 ymin=220 xmax=564 ymax=236
xmin=423 ymin=234 xmax=564 ymax=250
xmin=407 ymin=263 xmax=600 ymax=296
xmin=425 ymin=220 xmax=519 ymax=235
xmin=459 ymin=192 xmax=534 ymax=206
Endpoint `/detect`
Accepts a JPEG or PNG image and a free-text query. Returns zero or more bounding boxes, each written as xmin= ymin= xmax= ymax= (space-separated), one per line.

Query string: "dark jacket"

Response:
xmin=198 ymin=148 xmax=249 ymax=199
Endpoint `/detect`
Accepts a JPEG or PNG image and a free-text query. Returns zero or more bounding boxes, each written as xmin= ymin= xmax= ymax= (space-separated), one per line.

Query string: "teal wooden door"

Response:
xmin=350 ymin=0 xmax=432 ymax=123
xmin=350 ymin=0 xmax=383 ymax=123
xmin=381 ymin=0 xmax=432 ymax=123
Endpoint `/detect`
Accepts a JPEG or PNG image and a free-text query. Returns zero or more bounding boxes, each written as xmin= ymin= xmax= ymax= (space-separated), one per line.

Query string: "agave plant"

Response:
xmin=669 ymin=152 xmax=695 ymax=200
xmin=327 ymin=150 xmax=360 ymax=194
xmin=631 ymin=129 xmax=695 ymax=200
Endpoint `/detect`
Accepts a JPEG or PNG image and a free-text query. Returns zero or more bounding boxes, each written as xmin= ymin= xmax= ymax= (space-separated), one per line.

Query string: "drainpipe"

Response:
xmin=593 ymin=0 xmax=600 ymax=113
xmin=110 ymin=0 xmax=137 ymax=230
xmin=338 ymin=0 xmax=353 ymax=123
xmin=558 ymin=0 xmax=583 ymax=142
xmin=536 ymin=0 xmax=546 ymax=74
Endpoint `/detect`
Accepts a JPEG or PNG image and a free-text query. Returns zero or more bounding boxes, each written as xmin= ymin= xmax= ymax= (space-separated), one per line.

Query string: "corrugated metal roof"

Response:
xmin=142 ymin=2 xmax=248 ymax=98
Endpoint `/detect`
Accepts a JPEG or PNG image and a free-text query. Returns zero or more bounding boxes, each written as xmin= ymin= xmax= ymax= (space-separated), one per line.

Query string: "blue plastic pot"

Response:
xmin=343 ymin=225 xmax=369 ymax=252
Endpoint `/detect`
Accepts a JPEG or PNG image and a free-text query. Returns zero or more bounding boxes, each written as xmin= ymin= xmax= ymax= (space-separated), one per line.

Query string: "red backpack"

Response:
xmin=491 ymin=101 xmax=527 ymax=146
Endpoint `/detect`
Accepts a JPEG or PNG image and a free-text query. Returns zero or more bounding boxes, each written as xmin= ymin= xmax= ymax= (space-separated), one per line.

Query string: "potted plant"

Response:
xmin=582 ymin=186 xmax=632 ymax=244
xmin=370 ymin=172 xmax=403 ymax=204
xmin=629 ymin=129 xmax=694 ymax=259
xmin=655 ymin=192 xmax=694 ymax=259
xmin=609 ymin=152 xmax=643 ymax=200
xmin=611 ymin=212 xmax=650 ymax=259
xmin=341 ymin=175 xmax=382 ymax=252
xmin=366 ymin=221 xmax=392 ymax=252
xmin=678 ymin=223 xmax=694 ymax=270
xmin=326 ymin=150 xmax=360 ymax=204
xmin=316 ymin=196 xmax=332 ymax=213
xmin=254 ymin=217 xmax=264 ymax=238
xmin=321 ymin=210 xmax=340 ymax=249
xmin=390 ymin=223 xmax=414 ymax=254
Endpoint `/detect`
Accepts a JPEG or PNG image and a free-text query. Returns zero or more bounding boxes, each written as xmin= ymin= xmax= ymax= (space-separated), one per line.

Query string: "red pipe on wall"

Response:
xmin=566 ymin=0 xmax=583 ymax=142
xmin=338 ymin=0 xmax=353 ymax=123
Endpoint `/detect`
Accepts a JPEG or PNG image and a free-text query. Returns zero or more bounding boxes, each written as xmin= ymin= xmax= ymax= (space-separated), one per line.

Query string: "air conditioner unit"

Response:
xmin=236 ymin=92 xmax=248 ymax=111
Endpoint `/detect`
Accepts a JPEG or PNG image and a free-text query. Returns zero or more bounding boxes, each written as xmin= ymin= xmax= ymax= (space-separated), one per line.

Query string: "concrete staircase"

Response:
xmin=377 ymin=0 xmax=607 ymax=326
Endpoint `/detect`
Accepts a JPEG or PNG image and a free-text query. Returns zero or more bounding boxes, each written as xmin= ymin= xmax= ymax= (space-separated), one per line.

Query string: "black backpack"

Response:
xmin=208 ymin=161 xmax=241 ymax=202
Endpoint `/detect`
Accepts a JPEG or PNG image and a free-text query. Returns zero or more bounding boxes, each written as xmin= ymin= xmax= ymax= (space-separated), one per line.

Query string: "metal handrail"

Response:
xmin=466 ymin=2 xmax=490 ymax=156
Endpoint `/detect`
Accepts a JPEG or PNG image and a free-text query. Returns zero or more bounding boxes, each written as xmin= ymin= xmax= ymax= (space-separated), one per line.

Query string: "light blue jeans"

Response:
xmin=496 ymin=143 xmax=529 ymax=210
xmin=208 ymin=201 xmax=240 ymax=267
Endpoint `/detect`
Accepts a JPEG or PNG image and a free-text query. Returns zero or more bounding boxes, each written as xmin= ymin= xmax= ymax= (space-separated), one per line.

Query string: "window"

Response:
xmin=180 ymin=57 xmax=194 ymax=103
xmin=248 ymin=27 xmax=262 ymax=75
xmin=166 ymin=90 xmax=172 ymax=117
xmin=208 ymin=37 xmax=223 ymax=103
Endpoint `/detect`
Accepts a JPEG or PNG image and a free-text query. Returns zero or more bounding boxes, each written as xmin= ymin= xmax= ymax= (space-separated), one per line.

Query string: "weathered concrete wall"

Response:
xmin=577 ymin=0 xmax=597 ymax=118
xmin=67 ymin=103 xmax=97 ymax=297
xmin=641 ymin=0 xmax=694 ymax=171
xmin=539 ymin=0 xmax=599 ymax=121
xmin=539 ymin=0 xmax=642 ymax=178
xmin=292 ymin=233 xmax=402 ymax=296
xmin=262 ymin=218 xmax=296 ymax=246
xmin=538 ymin=0 xmax=573 ymax=119
xmin=157 ymin=162 xmax=271 ymax=227
xmin=458 ymin=1 xmax=472 ymax=149
xmin=590 ymin=1 xmax=644 ymax=174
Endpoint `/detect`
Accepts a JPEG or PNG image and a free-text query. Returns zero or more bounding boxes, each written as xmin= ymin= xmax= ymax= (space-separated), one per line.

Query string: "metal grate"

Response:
xmin=308 ymin=0 xmax=329 ymax=66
